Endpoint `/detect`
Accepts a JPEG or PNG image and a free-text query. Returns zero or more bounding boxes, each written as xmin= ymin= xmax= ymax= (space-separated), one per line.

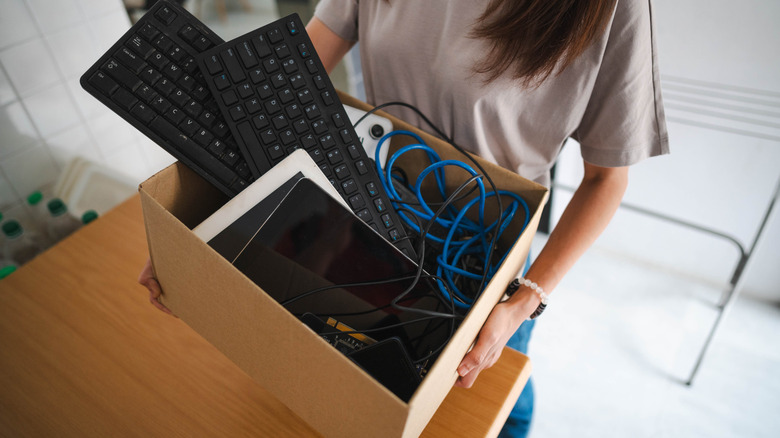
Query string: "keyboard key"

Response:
xmin=252 ymin=113 xmax=269 ymax=129
xmin=246 ymin=98 xmax=262 ymax=114
xmin=116 ymin=47 xmax=146 ymax=73
xmin=193 ymin=128 xmax=213 ymax=146
xmin=147 ymin=51 xmax=169 ymax=70
xmin=356 ymin=209 xmax=371 ymax=222
xmin=128 ymin=35 xmax=155 ymax=58
xmin=309 ymin=148 xmax=324 ymax=162
xmin=346 ymin=144 xmax=361 ymax=160
xmin=313 ymin=74 xmax=326 ymax=90
xmin=260 ymin=129 xmax=276 ymax=144
xmin=221 ymin=90 xmax=238 ymax=106
xmin=356 ymin=160 xmax=369 ymax=175
xmin=280 ymin=129 xmax=295 ymax=145
xmin=272 ymin=114 xmax=288 ymax=130
xmin=135 ymin=84 xmax=156 ymax=103
xmin=321 ymin=90 xmax=334 ymax=105
xmin=249 ymin=68 xmax=265 ymax=84
xmin=257 ymin=84 xmax=273 ymax=99
xmin=262 ymin=58 xmax=279 ymax=73
xmin=162 ymin=63 xmax=183 ymax=81
xmin=131 ymin=102 xmax=155 ymax=123
xmin=164 ymin=107 xmax=185 ymax=124
xmin=139 ymin=24 xmax=160 ymax=41
xmin=312 ymin=119 xmax=328 ymax=135
xmin=373 ymin=198 xmax=387 ymax=212
xmin=282 ymin=59 xmax=298 ymax=75
xmin=178 ymin=25 xmax=199 ymax=43
xmin=342 ymin=179 xmax=357 ymax=194
xmin=192 ymin=36 xmax=212 ymax=51
xmin=267 ymin=28 xmax=283 ymax=44
xmin=319 ymin=134 xmax=336 ymax=149
xmin=264 ymin=99 xmax=281 ymax=114
xmin=154 ymin=5 xmax=178 ymax=25
xmin=153 ymin=34 xmax=174 ymax=52
xmin=326 ymin=149 xmax=343 ymax=165
xmin=264 ymin=144 xmax=282 ymax=160
xmin=278 ymin=88 xmax=295 ymax=104
xmin=349 ymin=194 xmax=365 ymax=210
xmin=204 ymin=54 xmax=223 ymax=75
xmin=104 ymin=59 xmax=141 ymax=90
xmin=274 ymin=44 xmax=290 ymax=59
xmin=270 ymin=72 xmax=286 ymax=88
xmin=297 ymin=88 xmax=313 ymax=103
xmin=155 ymin=77 xmax=175 ymax=95
xmin=214 ymin=73 xmax=230 ymax=90
xmin=140 ymin=66 xmax=162 ymax=85
xmin=365 ymin=182 xmax=379 ymax=197
xmin=220 ymin=48 xmax=246 ymax=82
xmin=286 ymin=20 xmax=299 ymax=35
xmin=297 ymin=43 xmax=310 ymax=58
xmin=304 ymin=103 xmax=320 ymax=120
xmin=289 ymin=73 xmax=305 ymax=89
xmin=208 ymin=139 xmax=226 ymax=156
xmin=285 ymin=103 xmax=302 ymax=119
xmin=251 ymin=35 xmax=272 ymax=58
xmin=335 ymin=164 xmax=350 ymax=180
xmin=169 ymin=89 xmax=189 ymax=106
xmin=222 ymin=149 xmax=240 ymax=166
xmin=237 ymin=83 xmax=254 ymax=99
xmin=197 ymin=110 xmax=216 ymax=127
xmin=388 ymin=229 xmax=400 ymax=241
xmin=184 ymin=100 xmax=203 ymax=117
xmin=381 ymin=213 xmax=394 ymax=228
xmin=293 ymin=118 xmax=307 ymax=134
xmin=339 ymin=128 xmax=352 ymax=143
xmin=332 ymin=113 xmax=345 ymax=128
xmin=228 ymin=104 xmax=246 ymax=121
xmin=236 ymin=41 xmax=258 ymax=68
xmin=112 ymin=87 xmax=137 ymax=110
xmin=305 ymin=58 xmax=317 ymax=74
xmin=167 ymin=45 xmax=185 ymax=62
xmin=179 ymin=117 xmax=199 ymax=136
xmin=88 ymin=71 xmax=118 ymax=95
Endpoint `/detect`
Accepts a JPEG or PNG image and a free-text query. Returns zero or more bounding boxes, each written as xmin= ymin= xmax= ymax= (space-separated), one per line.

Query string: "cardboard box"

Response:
xmin=139 ymin=93 xmax=549 ymax=438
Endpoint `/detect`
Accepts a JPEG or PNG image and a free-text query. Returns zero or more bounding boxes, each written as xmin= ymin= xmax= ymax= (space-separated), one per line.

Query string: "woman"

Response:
xmin=141 ymin=0 xmax=668 ymax=436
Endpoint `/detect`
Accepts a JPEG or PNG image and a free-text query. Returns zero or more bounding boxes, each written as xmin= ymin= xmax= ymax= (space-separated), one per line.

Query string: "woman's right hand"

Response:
xmin=138 ymin=258 xmax=175 ymax=316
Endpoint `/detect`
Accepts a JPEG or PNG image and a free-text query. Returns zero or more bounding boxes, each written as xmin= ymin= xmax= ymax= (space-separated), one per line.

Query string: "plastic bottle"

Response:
xmin=46 ymin=198 xmax=82 ymax=244
xmin=0 ymin=262 xmax=17 ymax=280
xmin=26 ymin=191 xmax=52 ymax=248
xmin=81 ymin=210 xmax=99 ymax=225
xmin=2 ymin=220 xmax=42 ymax=266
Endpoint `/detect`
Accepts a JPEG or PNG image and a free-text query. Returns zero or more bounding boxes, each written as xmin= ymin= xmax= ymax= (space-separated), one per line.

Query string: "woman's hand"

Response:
xmin=455 ymin=290 xmax=538 ymax=388
xmin=138 ymin=258 xmax=175 ymax=316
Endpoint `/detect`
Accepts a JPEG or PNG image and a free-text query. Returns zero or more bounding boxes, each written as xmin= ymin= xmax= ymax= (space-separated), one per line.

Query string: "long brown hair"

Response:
xmin=471 ymin=0 xmax=618 ymax=86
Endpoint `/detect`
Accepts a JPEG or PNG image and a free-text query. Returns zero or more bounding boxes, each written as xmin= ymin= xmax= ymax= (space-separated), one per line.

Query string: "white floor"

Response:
xmin=527 ymin=234 xmax=780 ymax=438
xmin=173 ymin=2 xmax=780 ymax=436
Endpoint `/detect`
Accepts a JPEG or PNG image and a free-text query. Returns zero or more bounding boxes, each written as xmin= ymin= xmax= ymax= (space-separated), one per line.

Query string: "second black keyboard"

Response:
xmin=197 ymin=14 xmax=416 ymax=257
xmin=80 ymin=1 xmax=253 ymax=197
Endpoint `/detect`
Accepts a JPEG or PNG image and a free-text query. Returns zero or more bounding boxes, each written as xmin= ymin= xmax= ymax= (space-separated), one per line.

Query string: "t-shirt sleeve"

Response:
xmin=313 ymin=0 xmax=360 ymax=42
xmin=572 ymin=0 xmax=669 ymax=167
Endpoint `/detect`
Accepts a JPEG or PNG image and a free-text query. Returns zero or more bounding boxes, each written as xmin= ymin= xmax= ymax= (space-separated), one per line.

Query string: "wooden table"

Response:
xmin=0 ymin=195 xmax=530 ymax=437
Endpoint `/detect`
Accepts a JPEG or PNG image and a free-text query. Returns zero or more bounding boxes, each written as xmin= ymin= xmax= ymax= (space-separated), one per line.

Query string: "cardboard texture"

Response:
xmin=139 ymin=93 xmax=548 ymax=438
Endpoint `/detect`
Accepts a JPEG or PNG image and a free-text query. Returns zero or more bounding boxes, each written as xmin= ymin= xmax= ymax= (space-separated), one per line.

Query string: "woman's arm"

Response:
xmin=455 ymin=160 xmax=629 ymax=388
xmin=306 ymin=17 xmax=355 ymax=74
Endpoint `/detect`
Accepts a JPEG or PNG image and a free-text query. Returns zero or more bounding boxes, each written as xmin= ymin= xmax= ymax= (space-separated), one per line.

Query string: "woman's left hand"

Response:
xmin=455 ymin=294 xmax=536 ymax=388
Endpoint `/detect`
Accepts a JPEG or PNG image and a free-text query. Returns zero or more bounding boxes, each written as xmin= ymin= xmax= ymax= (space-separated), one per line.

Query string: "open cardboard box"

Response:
xmin=139 ymin=93 xmax=548 ymax=438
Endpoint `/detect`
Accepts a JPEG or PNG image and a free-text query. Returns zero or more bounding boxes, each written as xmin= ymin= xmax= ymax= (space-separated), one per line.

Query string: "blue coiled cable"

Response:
xmin=374 ymin=130 xmax=531 ymax=309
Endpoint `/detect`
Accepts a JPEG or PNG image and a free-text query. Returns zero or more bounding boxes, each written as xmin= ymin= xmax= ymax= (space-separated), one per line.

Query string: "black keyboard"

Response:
xmin=80 ymin=1 xmax=252 ymax=197
xmin=196 ymin=14 xmax=416 ymax=256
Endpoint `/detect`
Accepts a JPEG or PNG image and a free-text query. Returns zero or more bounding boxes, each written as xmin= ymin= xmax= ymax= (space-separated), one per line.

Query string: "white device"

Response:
xmin=344 ymin=105 xmax=393 ymax=169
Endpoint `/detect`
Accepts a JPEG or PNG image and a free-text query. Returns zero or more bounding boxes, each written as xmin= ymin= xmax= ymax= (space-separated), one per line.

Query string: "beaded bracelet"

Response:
xmin=505 ymin=277 xmax=549 ymax=319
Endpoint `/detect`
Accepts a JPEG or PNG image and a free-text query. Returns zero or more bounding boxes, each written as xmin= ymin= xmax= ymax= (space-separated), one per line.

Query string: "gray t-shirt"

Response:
xmin=314 ymin=0 xmax=669 ymax=186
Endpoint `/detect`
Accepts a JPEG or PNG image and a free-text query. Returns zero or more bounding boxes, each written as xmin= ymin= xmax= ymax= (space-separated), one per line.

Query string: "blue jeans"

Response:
xmin=498 ymin=255 xmax=535 ymax=438
xmin=498 ymin=318 xmax=536 ymax=438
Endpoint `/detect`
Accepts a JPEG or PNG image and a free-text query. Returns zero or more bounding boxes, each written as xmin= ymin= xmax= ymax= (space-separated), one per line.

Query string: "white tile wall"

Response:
xmin=0 ymin=0 xmax=165 ymax=224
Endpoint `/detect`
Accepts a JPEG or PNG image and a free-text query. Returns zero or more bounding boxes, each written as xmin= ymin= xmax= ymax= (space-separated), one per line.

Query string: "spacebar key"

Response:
xmin=150 ymin=117 xmax=236 ymax=186
xmin=236 ymin=121 xmax=271 ymax=174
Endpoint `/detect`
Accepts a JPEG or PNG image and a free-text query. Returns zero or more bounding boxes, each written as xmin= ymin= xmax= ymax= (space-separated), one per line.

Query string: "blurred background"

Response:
xmin=0 ymin=0 xmax=777 ymax=436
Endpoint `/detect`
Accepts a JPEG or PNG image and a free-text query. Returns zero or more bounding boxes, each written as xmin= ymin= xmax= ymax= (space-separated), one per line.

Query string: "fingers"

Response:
xmin=456 ymin=336 xmax=500 ymax=389
xmin=138 ymin=258 xmax=176 ymax=316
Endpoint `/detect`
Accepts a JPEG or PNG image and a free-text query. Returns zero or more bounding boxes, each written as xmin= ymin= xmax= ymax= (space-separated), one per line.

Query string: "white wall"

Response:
xmin=0 ymin=0 xmax=175 ymax=228
xmin=553 ymin=0 xmax=780 ymax=301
